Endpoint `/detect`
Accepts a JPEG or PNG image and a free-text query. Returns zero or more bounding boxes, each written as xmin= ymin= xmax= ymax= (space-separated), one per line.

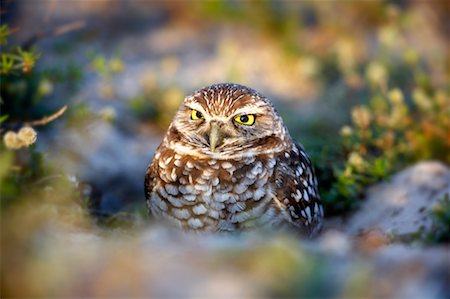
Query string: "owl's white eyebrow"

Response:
xmin=186 ymin=102 xmax=207 ymax=114
xmin=233 ymin=106 xmax=265 ymax=115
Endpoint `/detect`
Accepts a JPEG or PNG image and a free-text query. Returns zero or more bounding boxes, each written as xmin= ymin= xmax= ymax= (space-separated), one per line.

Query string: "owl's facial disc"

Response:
xmin=179 ymin=105 xmax=268 ymax=153
xmin=170 ymin=85 xmax=287 ymax=157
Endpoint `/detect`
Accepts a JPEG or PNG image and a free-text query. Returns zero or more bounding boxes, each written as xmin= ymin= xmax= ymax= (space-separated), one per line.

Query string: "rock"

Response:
xmin=316 ymin=229 xmax=353 ymax=256
xmin=371 ymin=244 xmax=449 ymax=299
xmin=44 ymin=120 xmax=162 ymax=212
xmin=343 ymin=161 xmax=450 ymax=238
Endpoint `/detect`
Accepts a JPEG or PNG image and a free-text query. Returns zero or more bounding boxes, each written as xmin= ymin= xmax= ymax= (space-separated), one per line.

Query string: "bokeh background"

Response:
xmin=1 ymin=1 xmax=449 ymax=298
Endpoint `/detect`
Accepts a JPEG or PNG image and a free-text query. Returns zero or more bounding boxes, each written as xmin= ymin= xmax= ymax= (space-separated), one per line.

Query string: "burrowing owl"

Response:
xmin=145 ymin=83 xmax=323 ymax=236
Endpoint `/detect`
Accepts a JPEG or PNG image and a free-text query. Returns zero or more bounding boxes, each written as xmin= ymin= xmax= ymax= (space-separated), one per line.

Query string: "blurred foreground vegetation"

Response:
xmin=1 ymin=1 xmax=449 ymax=297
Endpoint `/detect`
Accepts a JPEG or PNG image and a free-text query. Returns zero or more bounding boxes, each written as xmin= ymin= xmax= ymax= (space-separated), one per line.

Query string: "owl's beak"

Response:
xmin=209 ymin=122 xmax=222 ymax=152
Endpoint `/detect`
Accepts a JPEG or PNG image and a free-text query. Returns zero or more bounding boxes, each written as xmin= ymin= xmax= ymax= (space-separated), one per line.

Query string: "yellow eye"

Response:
xmin=191 ymin=109 xmax=203 ymax=120
xmin=234 ymin=114 xmax=255 ymax=125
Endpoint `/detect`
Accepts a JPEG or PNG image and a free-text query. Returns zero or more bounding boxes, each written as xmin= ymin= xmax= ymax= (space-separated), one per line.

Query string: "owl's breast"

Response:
xmin=148 ymin=147 xmax=282 ymax=231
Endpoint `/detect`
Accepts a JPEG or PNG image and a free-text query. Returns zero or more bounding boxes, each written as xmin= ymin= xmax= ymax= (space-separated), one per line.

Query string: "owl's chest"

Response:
xmin=151 ymin=152 xmax=278 ymax=230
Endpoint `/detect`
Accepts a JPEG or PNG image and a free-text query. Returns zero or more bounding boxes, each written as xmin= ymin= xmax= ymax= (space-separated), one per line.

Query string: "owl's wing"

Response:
xmin=272 ymin=142 xmax=323 ymax=236
xmin=144 ymin=155 xmax=158 ymax=203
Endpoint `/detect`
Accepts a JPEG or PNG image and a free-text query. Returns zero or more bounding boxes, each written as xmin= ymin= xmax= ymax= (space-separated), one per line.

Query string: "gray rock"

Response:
xmin=371 ymin=244 xmax=449 ymax=299
xmin=344 ymin=161 xmax=450 ymax=238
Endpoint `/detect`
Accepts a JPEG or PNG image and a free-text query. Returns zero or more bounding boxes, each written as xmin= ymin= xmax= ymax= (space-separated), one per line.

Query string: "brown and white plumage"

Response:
xmin=145 ymin=83 xmax=323 ymax=236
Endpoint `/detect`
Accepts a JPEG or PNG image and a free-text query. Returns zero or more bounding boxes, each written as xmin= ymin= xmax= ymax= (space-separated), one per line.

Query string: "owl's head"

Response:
xmin=168 ymin=83 xmax=289 ymax=158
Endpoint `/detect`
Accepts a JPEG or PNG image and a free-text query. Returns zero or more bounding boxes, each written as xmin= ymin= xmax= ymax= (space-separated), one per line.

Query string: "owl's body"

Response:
xmin=145 ymin=83 xmax=323 ymax=236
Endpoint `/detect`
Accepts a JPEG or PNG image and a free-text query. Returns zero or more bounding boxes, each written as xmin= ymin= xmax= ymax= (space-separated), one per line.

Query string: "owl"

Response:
xmin=145 ymin=83 xmax=323 ymax=236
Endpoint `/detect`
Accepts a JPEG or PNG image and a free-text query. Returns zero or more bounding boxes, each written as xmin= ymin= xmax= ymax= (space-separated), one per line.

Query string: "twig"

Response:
xmin=25 ymin=105 xmax=68 ymax=126
xmin=22 ymin=20 xmax=86 ymax=50
xmin=52 ymin=21 xmax=85 ymax=37
xmin=0 ymin=105 xmax=68 ymax=133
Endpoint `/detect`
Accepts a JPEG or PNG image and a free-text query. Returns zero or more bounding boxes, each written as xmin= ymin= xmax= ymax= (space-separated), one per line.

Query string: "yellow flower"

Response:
xmin=351 ymin=106 xmax=372 ymax=128
xmin=109 ymin=58 xmax=125 ymax=73
xmin=3 ymin=131 xmax=24 ymax=149
xmin=366 ymin=62 xmax=388 ymax=89
xmin=378 ymin=25 xmax=398 ymax=48
xmin=387 ymin=88 xmax=404 ymax=105
xmin=335 ymin=39 xmax=356 ymax=73
xmin=340 ymin=126 xmax=353 ymax=137
xmin=347 ymin=152 xmax=367 ymax=172
xmin=17 ymin=126 xmax=37 ymax=146
xmin=412 ymin=88 xmax=432 ymax=111
xmin=38 ymin=78 xmax=54 ymax=96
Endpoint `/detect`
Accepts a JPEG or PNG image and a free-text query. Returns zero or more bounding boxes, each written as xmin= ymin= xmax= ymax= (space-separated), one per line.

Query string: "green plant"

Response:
xmin=0 ymin=22 xmax=71 ymax=210
xmin=319 ymin=61 xmax=449 ymax=215
xmin=89 ymin=53 xmax=125 ymax=99
xmin=0 ymin=25 xmax=40 ymax=74
xmin=425 ymin=193 xmax=450 ymax=243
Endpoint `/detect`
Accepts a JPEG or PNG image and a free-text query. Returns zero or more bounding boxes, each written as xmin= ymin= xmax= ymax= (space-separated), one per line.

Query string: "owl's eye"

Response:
xmin=234 ymin=114 xmax=255 ymax=125
xmin=191 ymin=109 xmax=204 ymax=120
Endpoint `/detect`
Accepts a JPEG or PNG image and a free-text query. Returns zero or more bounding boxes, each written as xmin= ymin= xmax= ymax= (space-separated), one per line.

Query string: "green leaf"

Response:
xmin=0 ymin=115 xmax=9 ymax=124
xmin=0 ymin=24 xmax=12 ymax=45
